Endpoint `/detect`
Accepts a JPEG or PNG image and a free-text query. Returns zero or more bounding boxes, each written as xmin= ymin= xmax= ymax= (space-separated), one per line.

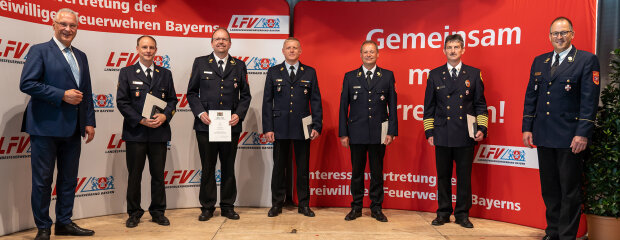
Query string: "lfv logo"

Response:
xmin=52 ymin=176 xmax=115 ymax=196
xmin=164 ymin=169 xmax=201 ymax=185
xmin=105 ymin=134 xmax=125 ymax=153
xmin=0 ymin=135 xmax=31 ymax=159
xmin=105 ymin=52 xmax=139 ymax=68
xmin=153 ymin=55 xmax=171 ymax=69
xmin=238 ymin=132 xmax=272 ymax=149
xmin=175 ymin=93 xmax=192 ymax=112
xmin=0 ymin=38 xmax=30 ymax=61
xmin=474 ymin=145 xmax=538 ymax=169
xmin=245 ymin=57 xmax=277 ymax=71
xmin=228 ymin=15 xmax=289 ymax=34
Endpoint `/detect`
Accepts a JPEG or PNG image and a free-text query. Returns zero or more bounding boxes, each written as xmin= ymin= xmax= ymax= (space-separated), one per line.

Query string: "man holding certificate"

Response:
xmin=116 ymin=35 xmax=178 ymax=228
xmin=262 ymin=37 xmax=323 ymax=217
xmin=423 ymin=34 xmax=488 ymax=228
xmin=187 ymin=28 xmax=251 ymax=221
xmin=338 ymin=40 xmax=397 ymax=222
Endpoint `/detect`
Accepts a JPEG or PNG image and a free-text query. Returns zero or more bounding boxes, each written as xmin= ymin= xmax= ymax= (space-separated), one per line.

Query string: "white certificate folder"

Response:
xmin=302 ymin=115 xmax=312 ymax=140
xmin=209 ymin=110 xmax=232 ymax=142
xmin=467 ymin=114 xmax=477 ymax=139
xmin=142 ymin=93 xmax=167 ymax=119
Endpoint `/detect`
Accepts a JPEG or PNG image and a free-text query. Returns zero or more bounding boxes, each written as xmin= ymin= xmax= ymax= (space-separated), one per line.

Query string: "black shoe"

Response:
xmin=431 ymin=216 xmax=450 ymax=226
xmin=542 ymin=235 xmax=558 ymax=240
xmin=455 ymin=217 xmax=474 ymax=228
xmin=268 ymin=206 xmax=282 ymax=217
xmin=221 ymin=209 xmax=240 ymax=220
xmin=298 ymin=206 xmax=315 ymax=217
xmin=344 ymin=209 xmax=362 ymax=221
xmin=34 ymin=228 xmax=50 ymax=240
xmin=371 ymin=209 xmax=388 ymax=222
xmin=125 ymin=215 xmax=141 ymax=228
xmin=54 ymin=222 xmax=95 ymax=236
xmin=198 ymin=210 xmax=214 ymax=221
xmin=152 ymin=215 xmax=170 ymax=226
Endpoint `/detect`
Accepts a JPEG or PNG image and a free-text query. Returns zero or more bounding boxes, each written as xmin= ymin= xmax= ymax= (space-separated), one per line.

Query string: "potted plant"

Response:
xmin=584 ymin=43 xmax=620 ymax=240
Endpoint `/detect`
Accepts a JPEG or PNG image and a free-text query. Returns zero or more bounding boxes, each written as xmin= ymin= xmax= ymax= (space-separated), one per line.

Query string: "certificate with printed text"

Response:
xmin=208 ymin=110 xmax=231 ymax=142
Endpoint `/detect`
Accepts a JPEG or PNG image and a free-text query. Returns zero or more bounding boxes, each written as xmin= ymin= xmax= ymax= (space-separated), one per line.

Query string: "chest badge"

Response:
xmin=162 ymin=93 xmax=165 ymax=98
xmin=565 ymin=84 xmax=571 ymax=91
xmin=353 ymin=91 xmax=358 ymax=100
xmin=234 ymin=82 xmax=238 ymax=88
xmin=135 ymin=91 xmax=140 ymax=97
xmin=380 ymin=95 xmax=385 ymax=101
xmin=534 ymin=84 xmax=538 ymax=91
xmin=277 ymin=86 xmax=281 ymax=92
xmin=304 ymin=89 xmax=308 ymax=95
xmin=465 ymin=80 xmax=470 ymax=87
xmin=465 ymin=90 xmax=470 ymax=95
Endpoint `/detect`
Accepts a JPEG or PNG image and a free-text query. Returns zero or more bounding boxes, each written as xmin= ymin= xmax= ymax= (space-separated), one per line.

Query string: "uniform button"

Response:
xmin=369 ymin=116 xmax=372 ymax=119
xmin=220 ymin=102 xmax=223 ymax=105
xmin=447 ymin=95 xmax=450 ymax=98
xmin=368 ymin=91 xmax=371 ymax=94
xmin=546 ymin=112 xmax=550 ymax=115
xmin=221 ymin=80 xmax=224 ymax=82
xmin=290 ymin=87 xmax=293 ymax=89
xmin=369 ymin=107 xmax=372 ymax=110
xmin=220 ymin=94 xmax=223 ymax=96
xmin=547 ymin=91 xmax=550 ymax=95
xmin=291 ymin=94 xmax=293 ymax=97
xmin=290 ymin=102 xmax=293 ymax=105
xmin=221 ymin=86 xmax=224 ymax=89
xmin=290 ymin=110 xmax=293 ymax=112
xmin=548 ymin=82 xmax=552 ymax=85
xmin=459 ymin=116 xmax=463 ymax=120
xmin=567 ymin=80 xmax=570 ymax=83
xmin=460 ymin=95 xmax=463 ymax=98
xmin=149 ymin=91 xmax=152 ymax=94
xmin=447 ymin=117 xmax=451 ymax=120
xmin=547 ymin=101 xmax=550 ymax=105
xmin=447 ymin=106 xmax=450 ymax=110
xmin=369 ymin=99 xmax=372 ymax=102
xmin=459 ymin=106 xmax=462 ymax=109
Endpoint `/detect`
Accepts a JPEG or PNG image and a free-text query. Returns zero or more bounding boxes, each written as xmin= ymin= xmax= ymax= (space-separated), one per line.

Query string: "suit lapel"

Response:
xmin=72 ymin=48 xmax=85 ymax=89
xmin=221 ymin=55 xmax=235 ymax=79
xmin=48 ymin=40 xmax=78 ymax=88
xmin=293 ymin=63 xmax=305 ymax=83
xmin=207 ymin=53 xmax=222 ymax=77
xmin=551 ymin=47 xmax=577 ymax=81
xmin=368 ymin=67 xmax=382 ymax=90
xmin=150 ymin=65 xmax=162 ymax=91
xmin=541 ymin=52 xmax=553 ymax=82
xmin=356 ymin=67 xmax=369 ymax=90
xmin=451 ymin=66 xmax=469 ymax=94
xmin=133 ymin=63 xmax=149 ymax=88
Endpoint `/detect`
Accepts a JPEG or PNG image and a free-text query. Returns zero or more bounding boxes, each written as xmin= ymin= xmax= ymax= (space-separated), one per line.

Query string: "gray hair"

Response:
xmin=55 ymin=8 xmax=78 ymax=23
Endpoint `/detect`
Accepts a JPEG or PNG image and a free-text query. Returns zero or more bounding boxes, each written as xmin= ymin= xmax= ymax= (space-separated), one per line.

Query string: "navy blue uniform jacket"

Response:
xmin=339 ymin=66 xmax=398 ymax=144
xmin=262 ymin=62 xmax=322 ymax=140
xmin=522 ymin=46 xmax=600 ymax=148
xmin=116 ymin=63 xmax=178 ymax=142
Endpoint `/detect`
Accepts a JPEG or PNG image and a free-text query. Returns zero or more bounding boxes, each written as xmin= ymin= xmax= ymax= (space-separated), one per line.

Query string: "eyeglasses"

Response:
xmin=550 ymin=31 xmax=572 ymax=37
xmin=55 ymin=21 xmax=78 ymax=29
xmin=213 ymin=38 xmax=230 ymax=42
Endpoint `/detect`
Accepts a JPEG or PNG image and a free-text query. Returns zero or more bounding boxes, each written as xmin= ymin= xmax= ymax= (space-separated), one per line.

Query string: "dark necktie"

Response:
xmin=366 ymin=70 xmax=372 ymax=86
xmin=290 ymin=66 xmax=296 ymax=81
xmin=218 ymin=60 xmax=224 ymax=74
xmin=145 ymin=68 xmax=152 ymax=85
xmin=451 ymin=67 xmax=458 ymax=80
xmin=550 ymin=54 xmax=560 ymax=76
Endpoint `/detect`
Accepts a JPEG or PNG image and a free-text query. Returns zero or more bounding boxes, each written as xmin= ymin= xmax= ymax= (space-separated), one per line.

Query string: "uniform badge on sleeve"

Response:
xmin=465 ymin=80 xmax=470 ymax=87
xmin=565 ymin=84 xmax=571 ymax=91
xmin=593 ymin=71 xmax=600 ymax=85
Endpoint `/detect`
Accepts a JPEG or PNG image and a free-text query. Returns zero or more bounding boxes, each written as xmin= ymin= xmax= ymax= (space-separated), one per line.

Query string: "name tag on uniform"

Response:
xmin=301 ymin=80 xmax=310 ymax=83
xmin=436 ymin=85 xmax=445 ymax=90
xmin=276 ymin=79 xmax=283 ymax=82
xmin=132 ymin=81 xmax=143 ymax=85
xmin=534 ymin=72 xmax=542 ymax=76
xmin=204 ymin=71 xmax=213 ymax=74
xmin=353 ymin=86 xmax=361 ymax=89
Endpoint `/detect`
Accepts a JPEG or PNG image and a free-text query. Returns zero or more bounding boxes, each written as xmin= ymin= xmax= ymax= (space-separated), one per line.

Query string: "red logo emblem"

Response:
xmin=266 ymin=19 xmax=275 ymax=28
xmin=96 ymin=95 xmax=108 ymax=107
xmin=593 ymin=71 xmax=600 ymax=85
xmin=260 ymin=58 xmax=271 ymax=69
xmin=97 ymin=177 xmax=108 ymax=189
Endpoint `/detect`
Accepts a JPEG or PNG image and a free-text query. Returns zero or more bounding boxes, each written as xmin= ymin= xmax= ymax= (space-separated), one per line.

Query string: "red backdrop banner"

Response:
xmin=294 ymin=0 xmax=597 ymax=231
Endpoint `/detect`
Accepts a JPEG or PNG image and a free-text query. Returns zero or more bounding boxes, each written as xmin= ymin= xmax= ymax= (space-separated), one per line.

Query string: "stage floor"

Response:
xmin=2 ymin=207 xmax=546 ymax=239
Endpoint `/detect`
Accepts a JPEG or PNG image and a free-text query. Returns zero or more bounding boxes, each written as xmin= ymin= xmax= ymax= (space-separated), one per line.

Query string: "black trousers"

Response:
xmin=349 ymin=144 xmax=385 ymax=211
xmin=435 ymin=146 xmax=474 ymax=219
xmin=125 ymin=141 xmax=167 ymax=218
xmin=196 ymin=131 xmax=240 ymax=212
xmin=537 ymin=147 xmax=583 ymax=240
xmin=271 ymin=139 xmax=310 ymax=207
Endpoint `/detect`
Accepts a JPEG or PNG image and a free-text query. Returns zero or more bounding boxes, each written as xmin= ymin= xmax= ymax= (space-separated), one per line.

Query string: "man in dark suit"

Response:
xmin=187 ymin=28 xmax=251 ymax=221
xmin=423 ymin=34 xmax=488 ymax=229
xmin=339 ymin=40 xmax=397 ymax=222
xmin=19 ymin=8 xmax=95 ymax=240
xmin=522 ymin=17 xmax=600 ymax=240
xmin=262 ymin=37 xmax=323 ymax=217
xmin=116 ymin=35 xmax=177 ymax=228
